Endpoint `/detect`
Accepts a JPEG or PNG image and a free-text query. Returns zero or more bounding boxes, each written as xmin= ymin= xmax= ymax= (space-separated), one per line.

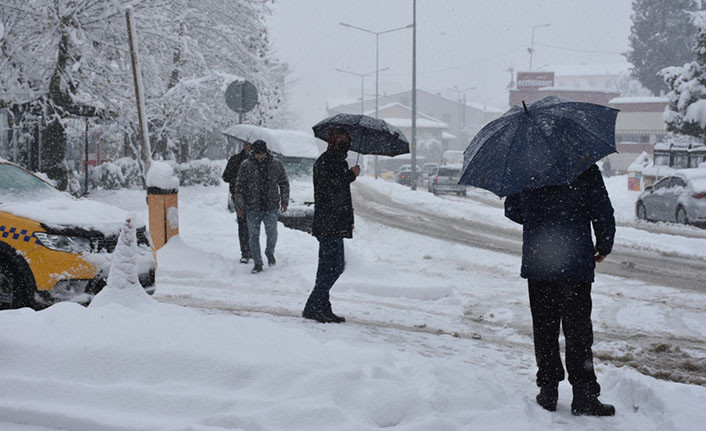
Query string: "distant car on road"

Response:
xmin=395 ymin=164 xmax=421 ymax=186
xmin=635 ymin=168 xmax=706 ymax=225
xmin=429 ymin=164 xmax=466 ymax=196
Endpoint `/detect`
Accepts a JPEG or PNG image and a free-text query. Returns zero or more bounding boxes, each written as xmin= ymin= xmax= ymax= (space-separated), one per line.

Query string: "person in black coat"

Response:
xmin=504 ymin=164 xmax=617 ymax=417
xmin=223 ymin=141 xmax=252 ymax=263
xmin=302 ymin=127 xmax=360 ymax=323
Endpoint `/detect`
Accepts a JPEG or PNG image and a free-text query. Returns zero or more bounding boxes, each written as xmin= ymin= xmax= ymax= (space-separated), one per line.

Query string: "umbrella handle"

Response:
xmin=356 ymin=152 xmax=360 ymax=165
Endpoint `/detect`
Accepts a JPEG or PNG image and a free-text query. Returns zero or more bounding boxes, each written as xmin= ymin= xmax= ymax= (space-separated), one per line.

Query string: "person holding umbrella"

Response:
xmin=302 ymin=127 xmax=360 ymax=323
xmin=303 ymin=114 xmax=409 ymax=323
xmin=460 ymin=97 xmax=617 ymax=416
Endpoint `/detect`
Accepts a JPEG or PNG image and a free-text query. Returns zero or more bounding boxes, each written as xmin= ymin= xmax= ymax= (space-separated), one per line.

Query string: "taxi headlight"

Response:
xmin=34 ymin=232 xmax=92 ymax=254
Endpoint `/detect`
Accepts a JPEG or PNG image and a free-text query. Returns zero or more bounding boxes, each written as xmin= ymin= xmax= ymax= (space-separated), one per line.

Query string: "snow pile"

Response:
xmin=146 ymin=161 xmax=179 ymax=190
xmin=90 ymin=217 xmax=157 ymax=311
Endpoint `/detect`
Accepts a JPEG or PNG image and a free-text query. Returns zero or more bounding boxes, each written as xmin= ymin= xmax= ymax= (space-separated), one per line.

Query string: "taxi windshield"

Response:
xmin=0 ymin=164 xmax=64 ymax=203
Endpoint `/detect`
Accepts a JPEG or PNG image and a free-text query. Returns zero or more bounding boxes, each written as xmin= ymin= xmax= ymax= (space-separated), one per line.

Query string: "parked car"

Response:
xmin=429 ymin=164 xmax=466 ymax=196
xmin=0 ymin=160 xmax=156 ymax=309
xmin=421 ymin=163 xmax=439 ymax=186
xmin=395 ymin=164 xmax=421 ymax=186
xmin=635 ymin=168 xmax=706 ymax=225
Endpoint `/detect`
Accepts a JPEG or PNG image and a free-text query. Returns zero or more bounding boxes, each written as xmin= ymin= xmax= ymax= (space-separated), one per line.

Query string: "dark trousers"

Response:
xmin=237 ymin=214 xmax=251 ymax=258
xmin=304 ymin=236 xmax=345 ymax=313
xmin=528 ymin=280 xmax=600 ymax=397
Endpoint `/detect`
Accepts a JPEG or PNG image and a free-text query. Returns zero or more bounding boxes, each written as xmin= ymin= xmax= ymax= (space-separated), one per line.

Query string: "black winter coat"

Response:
xmin=222 ymin=150 xmax=249 ymax=200
xmin=312 ymin=149 xmax=357 ymax=238
xmin=504 ymin=165 xmax=615 ymax=282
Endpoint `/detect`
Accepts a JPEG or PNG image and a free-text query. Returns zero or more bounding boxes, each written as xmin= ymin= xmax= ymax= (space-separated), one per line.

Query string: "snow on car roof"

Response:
xmin=223 ymin=125 xmax=324 ymax=159
xmin=674 ymin=168 xmax=706 ymax=180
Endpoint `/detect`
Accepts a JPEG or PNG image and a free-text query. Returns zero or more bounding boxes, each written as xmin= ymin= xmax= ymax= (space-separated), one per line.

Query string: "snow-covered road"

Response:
xmin=1 ymin=175 xmax=705 ymax=430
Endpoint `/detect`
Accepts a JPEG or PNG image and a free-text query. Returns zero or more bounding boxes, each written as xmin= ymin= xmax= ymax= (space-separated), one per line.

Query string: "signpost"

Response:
xmin=225 ymin=80 xmax=258 ymax=123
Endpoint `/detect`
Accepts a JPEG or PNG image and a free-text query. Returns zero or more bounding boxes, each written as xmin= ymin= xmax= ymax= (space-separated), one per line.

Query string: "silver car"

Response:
xmin=636 ymin=169 xmax=706 ymax=225
xmin=429 ymin=164 xmax=467 ymax=196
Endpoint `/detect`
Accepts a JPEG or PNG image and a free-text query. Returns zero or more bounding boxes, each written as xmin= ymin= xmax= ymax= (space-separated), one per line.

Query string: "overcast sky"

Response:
xmin=268 ymin=0 xmax=634 ymax=129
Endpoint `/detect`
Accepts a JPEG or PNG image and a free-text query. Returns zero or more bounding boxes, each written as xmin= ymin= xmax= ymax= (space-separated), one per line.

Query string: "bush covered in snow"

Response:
xmin=88 ymin=158 xmax=226 ymax=190
xmin=174 ymin=159 xmax=226 ymax=187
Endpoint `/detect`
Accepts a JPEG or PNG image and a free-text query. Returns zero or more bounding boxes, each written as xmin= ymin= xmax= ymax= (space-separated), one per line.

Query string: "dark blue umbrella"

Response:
xmin=312 ymin=113 xmax=410 ymax=156
xmin=458 ymin=96 xmax=618 ymax=197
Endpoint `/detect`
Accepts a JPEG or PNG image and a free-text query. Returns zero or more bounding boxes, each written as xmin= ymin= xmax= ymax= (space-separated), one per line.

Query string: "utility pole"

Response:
xmin=126 ymin=7 xmax=152 ymax=175
xmin=529 ymin=23 xmax=551 ymax=70
xmin=411 ymin=0 xmax=417 ymax=190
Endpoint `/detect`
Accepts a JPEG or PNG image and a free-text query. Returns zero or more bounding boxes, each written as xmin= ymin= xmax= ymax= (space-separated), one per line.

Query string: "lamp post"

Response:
xmin=340 ymin=21 xmax=413 ymax=178
xmin=529 ymin=23 xmax=551 ymax=70
xmin=334 ymin=67 xmax=390 ymax=114
xmin=411 ymin=0 xmax=417 ymax=190
xmin=448 ymin=86 xmax=476 ymax=148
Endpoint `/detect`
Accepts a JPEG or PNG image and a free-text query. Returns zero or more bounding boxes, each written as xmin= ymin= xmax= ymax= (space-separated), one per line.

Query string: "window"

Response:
xmin=672 ymin=178 xmax=687 ymax=188
xmin=654 ymin=177 xmax=671 ymax=190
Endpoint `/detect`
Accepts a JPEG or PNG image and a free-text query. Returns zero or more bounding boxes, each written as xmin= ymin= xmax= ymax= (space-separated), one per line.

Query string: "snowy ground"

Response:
xmin=1 ymin=175 xmax=705 ymax=430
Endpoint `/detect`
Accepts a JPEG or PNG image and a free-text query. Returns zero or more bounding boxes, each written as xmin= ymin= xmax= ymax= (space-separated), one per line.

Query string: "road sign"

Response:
xmin=225 ymin=80 xmax=258 ymax=114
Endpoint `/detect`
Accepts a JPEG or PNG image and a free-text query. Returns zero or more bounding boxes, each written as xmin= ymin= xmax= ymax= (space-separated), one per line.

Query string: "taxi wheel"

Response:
xmin=0 ymin=261 xmax=28 ymax=310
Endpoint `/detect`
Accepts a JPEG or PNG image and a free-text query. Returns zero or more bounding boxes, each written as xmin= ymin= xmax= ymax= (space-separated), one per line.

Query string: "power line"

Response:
xmin=534 ymin=42 xmax=623 ymax=55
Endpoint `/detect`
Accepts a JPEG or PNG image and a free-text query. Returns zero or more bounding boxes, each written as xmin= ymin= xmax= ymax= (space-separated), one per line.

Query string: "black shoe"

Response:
xmin=266 ymin=252 xmax=276 ymax=266
xmin=239 ymin=256 xmax=250 ymax=264
xmin=302 ymin=309 xmax=335 ymax=323
xmin=326 ymin=309 xmax=346 ymax=323
xmin=251 ymin=264 xmax=263 ymax=274
xmin=571 ymin=395 xmax=615 ymax=417
xmin=536 ymin=385 xmax=558 ymax=412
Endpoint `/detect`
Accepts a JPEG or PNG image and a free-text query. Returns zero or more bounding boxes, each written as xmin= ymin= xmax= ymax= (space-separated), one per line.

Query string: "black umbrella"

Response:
xmin=459 ymin=96 xmax=618 ymax=197
xmin=312 ymin=113 xmax=410 ymax=158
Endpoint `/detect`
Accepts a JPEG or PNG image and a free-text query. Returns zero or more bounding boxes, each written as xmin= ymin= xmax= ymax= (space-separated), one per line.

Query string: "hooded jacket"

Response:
xmin=234 ymin=151 xmax=290 ymax=211
xmin=504 ymin=164 xmax=615 ymax=282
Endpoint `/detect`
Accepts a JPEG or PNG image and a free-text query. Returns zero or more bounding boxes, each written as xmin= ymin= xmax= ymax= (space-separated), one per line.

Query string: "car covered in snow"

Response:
xmin=635 ymin=168 xmax=706 ymax=225
xmin=0 ymin=160 xmax=156 ymax=309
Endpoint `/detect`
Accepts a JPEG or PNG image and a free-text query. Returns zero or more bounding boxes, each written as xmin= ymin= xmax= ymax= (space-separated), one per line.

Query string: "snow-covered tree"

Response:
xmin=626 ymin=0 xmax=702 ymax=95
xmin=0 ymin=0 xmax=287 ymax=182
xmin=662 ymin=11 xmax=706 ymax=141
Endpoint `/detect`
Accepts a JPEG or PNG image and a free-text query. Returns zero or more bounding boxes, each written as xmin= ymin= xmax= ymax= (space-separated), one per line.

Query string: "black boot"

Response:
xmin=536 ymin=385 xmax=558 ymax=412
xmin=302 ymin=308 xmax=335 ymax=323
xmin=251 ymin=264 xmax=263 ymax=274
xmin=571 ymin=395 xmax=615 ymax=416
xmin=266 ymin=252 xmax=276 ymax=266
xmin=326 ymin=310 xmax=346 ymax=323
xmin=239 ymin=255 xmax=250 ymax=264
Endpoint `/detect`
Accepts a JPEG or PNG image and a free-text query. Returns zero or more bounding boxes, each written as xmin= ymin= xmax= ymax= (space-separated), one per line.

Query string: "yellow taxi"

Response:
xmin=0 ymin=160 xmax=156 ymax=309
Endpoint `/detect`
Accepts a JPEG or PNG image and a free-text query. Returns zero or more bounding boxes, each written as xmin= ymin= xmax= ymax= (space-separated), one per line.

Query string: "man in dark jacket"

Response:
xmin=504 ymin=164 xmax=616 ymax=417
xmin=302 ymin=128 xmax=360 ymax=323
xmin=235 ymin=140 xmax=289 ymax=274
xmin=222 ymin=141 xmax=252 ymax=263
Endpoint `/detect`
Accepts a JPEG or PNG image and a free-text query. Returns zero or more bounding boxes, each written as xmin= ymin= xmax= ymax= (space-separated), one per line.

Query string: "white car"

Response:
xmin=636 ymin=168 xmax=706 ymax=225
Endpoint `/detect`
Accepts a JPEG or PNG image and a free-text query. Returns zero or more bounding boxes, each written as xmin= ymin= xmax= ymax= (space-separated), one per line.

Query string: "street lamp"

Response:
xmin=340 ymin=21 xmax=413 ymax=179
xmin=334 ymin=67 xmax=389 ymax=114
xmin=448 ymin=86 xmax=476 ymax=146
xmin=529 ymin=23 xmax=551 ymax=70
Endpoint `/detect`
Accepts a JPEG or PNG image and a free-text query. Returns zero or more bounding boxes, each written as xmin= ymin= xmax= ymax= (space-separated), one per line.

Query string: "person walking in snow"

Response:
xmin=234 ymin=140 xmax=290 ymax=274
xmin=223 ymin=141 xmax=253 ymax=264
xmin=503 ymin=164 xmax=617 ymax=417
xmin=302 ymin=127 xmax=360 ymax=323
